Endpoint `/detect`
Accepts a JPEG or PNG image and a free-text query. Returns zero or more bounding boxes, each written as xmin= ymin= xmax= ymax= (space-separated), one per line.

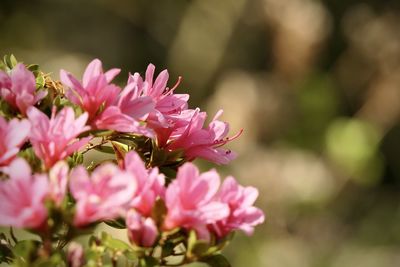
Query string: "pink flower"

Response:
xmin=164 ymin=163 xmax=229 ymax=240
xmin=60 ymin=59 xmax=154 ymax=135
xmin=126 ymin=210 xmax=158 ymax=247
xmin=60 ymin=59 xmax=121 ymax=121
xmin=151 ymin=109 xmax=196 ymax=148
xmin=93 ymin=105 xmax=153 ymax=137
xmin=0 ymin=117 xmax=30 ymax=166
xmin=69 ymin=163 xmax=137 ymax=226
xmin=123 ymin=151 xmax=165 ymax=216
xmin=0 ymin=158 xmax=48 ymax=228
xmin=166 ymin=109 xmax=242 ymax=164
xmin=128 ymin=64 xmax=189 ymax=122
xmin=0 ymin=64 xmax=47 ymax=115
xmin=211 ymin=177 xmax=265 ymax=238
xmin=128 ymin=64 xmax=190 ymax=145
xmin=48 ymin=161 xmax=69 ymax=206
xmin=27 ymin=107 xmax=91 ymax=169
xmin=117 ymin=80 xmax=155 ymax=120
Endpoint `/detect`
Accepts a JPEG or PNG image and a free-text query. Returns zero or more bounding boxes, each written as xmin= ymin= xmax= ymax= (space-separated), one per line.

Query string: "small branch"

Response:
xmin=57 ymin=224 xmax=76 ymax=250
xmin=9 ymin=227 xmax=18 ymax=245
xmin=38 ymin=224 xmax=53 ymax=258
xmin=81 ymin=137 xmax=111 ymax=155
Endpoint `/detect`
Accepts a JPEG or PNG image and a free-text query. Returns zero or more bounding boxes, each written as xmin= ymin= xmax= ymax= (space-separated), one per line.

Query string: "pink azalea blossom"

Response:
xmin=60 ymin=59 xmax=121 ymax=121
xmin=126 ymin=210 xmax=158 ymax=247
xmin=166 ymin=109 xmax=242 ymax=165
xmin=0 ymin=158 xmax=48 ymax=228
xmin=0 ymin=117 xmax=30 ymax=166
xmin=60 ymin=59 xmax=154 ymax=135
xmin=211 ymin=177 xmax=265 ymax=238
xmin=48 ymin=161 xmax=69 ymax=206
xmin=128 ymin=64 xmax=190 ymax=145
xmin=128 ymin=64 xmax=189 ymax=124
xmin=0 ymin=63 xmax=47 ymax=115
xmin=69 ymin=163 xmax=137 ymax=226
xmin=117 ymin=80 xmax=155 ymax=120
xmin=93 ymin=105 xmax=153 ymax=137
xmin=151 ymin=108 xmax=196 ymax=148
xmin=27 ymin=107 xmax=91 ymax=169
xmin=164 ymin=163 xmax=229 ymax=240
xmin=123 ymin=151 xmax=165 ymax=216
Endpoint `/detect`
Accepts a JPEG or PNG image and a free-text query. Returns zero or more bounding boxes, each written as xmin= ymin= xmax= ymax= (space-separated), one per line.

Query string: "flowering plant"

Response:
xmin=0 ymin=55 xmax=264 ymax=267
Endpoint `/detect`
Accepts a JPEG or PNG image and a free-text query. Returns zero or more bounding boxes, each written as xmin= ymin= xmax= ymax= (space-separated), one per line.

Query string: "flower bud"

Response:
xmin=67 ymin=242 xmax=84 ymax=267
xmin=126 ymin=210 xmax=158 ymax=247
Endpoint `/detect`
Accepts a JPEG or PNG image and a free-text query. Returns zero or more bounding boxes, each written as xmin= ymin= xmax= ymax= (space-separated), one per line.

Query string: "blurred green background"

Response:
xmin=1 ymin=0 xmax=400 ymax=266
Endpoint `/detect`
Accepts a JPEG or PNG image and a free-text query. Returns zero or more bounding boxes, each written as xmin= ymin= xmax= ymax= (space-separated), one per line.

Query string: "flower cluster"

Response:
xmin=0 ymin=56 xmax=264 ymax=267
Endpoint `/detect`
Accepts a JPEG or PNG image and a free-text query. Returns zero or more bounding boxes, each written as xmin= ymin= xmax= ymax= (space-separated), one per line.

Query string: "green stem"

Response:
xmin=9 ymin=227 xmax=18 ymax=245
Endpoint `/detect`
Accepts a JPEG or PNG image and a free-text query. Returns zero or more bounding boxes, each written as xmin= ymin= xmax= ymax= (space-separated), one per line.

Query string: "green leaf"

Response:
xmin=191 ymin=241 xmax=210 ymax=257
xmin=36 ymin=75 xmax=45 ymax=88
xmin=187 ymin=230 xmax=212 ymax=258
xmin=9 ymin=55 xmax=18 ymax=67
xmin=201 ymin=254 xmax=231 ymax=267
xmin=3 ymin=54 xmax=18 ymax=69
xmin=161 ymin=240 xmax=175 ymax=258
xmin=86 ymin=247 xmax=105 ymax=267
xmin=159 ymin=167 xmax=177 ymax=181
xmin=139 ymin=256 xmax=159 ymax=267
xmin=32 ymin=253 xmax=64 ymax=267
xmin=0 ymin=99 xmax=16 ymax=118
xmin=101 ymin=232 xmax=132 ymax=252
xmin=12 ymin=240 xmax=40 ymax=264
xmin=211 ymin=232 xmax=235 ymax=252
xmin=0 ymin=59 xmax=6 ymax=71
xmin=94 ymin=145 xmax=115 ymax=154
xmin=27 ymin=64 xmax=39 ymax=72
xmin=3 ymin=55 xmax=9 ymax=69
xmin=104 ymin=218 xmax=126 ymax=229
xmin=53 ymin=95 xmax=61 ymax=107
xmin=124 ymin=250 xmax=138 ymax=261
xmin=111 ymin=141 xmax=129 ymax=164
xmin=187 ymin=230 xmax=197 ymax=249
xmin=111 ymin=135 xmax=138 ymax=147
xmin=68 ymin=152 xmax=84 ymax=167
